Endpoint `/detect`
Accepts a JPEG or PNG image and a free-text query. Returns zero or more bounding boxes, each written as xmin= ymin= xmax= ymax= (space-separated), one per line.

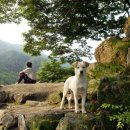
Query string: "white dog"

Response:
xmin=60 ymin=61 xmax=89 ymax=113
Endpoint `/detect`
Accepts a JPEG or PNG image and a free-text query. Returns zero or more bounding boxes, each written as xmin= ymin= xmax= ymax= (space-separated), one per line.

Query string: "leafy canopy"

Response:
xmin=0 ymin=0 xmax=129 ymax=62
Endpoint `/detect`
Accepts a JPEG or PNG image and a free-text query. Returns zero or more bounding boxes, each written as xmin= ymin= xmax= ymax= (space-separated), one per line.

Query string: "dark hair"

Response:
xmin=26 ymin=62 xmax=32 ymax=68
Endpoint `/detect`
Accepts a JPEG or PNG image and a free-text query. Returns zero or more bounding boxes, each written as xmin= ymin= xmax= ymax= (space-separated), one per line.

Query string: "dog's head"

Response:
xmin=72 ymin=61 xmax=89 ymax=76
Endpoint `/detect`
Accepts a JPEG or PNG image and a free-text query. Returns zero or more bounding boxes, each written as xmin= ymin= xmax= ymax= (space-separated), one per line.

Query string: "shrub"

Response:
xmin=37 ymin=60 xmax=74 ymax=82
xmin=101 ymin=103 xmax=130 ymax=129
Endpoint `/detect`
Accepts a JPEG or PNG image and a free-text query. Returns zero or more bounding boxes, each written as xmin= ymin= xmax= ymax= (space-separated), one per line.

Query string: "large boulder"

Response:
xmin=97 ymin=76 xmax=130 ymax=106
xmin=0 ymin=91 xmax=8 ymax=103
xmin=95 ymin=37 xmax=130 ymax=66
xmin=30 ymin=112 xmax=64 ymax=130
xmin=1 ymin=83 xmax=63 ymax=104
xmin=0 ymin=110 xmax=7 ymax=124
xmin=56 ymin=112 xmax=103 ymax=130
xmin=123 ymin=16 xmax=130 ymax=41
xmin=1 ymin=113 xmax=18 ymax=129
xmin=13 ymin=92 xmax=46 ymax=104
xmin=47 ymin=91 xmax=62 ymax=105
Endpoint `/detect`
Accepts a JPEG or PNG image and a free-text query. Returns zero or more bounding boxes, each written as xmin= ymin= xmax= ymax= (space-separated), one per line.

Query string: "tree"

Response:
xmin=37 ymin=60 xmax=74 ymax=82
xmin=0 ymin=0 xmax=129 ymax=62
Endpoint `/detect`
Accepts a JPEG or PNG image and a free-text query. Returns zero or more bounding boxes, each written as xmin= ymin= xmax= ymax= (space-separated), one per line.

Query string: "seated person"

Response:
xmin=16 ymin=62 xmax=36 ymax=84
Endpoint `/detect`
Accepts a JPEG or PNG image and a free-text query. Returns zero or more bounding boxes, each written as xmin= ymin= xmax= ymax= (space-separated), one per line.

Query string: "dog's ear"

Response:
xmin=84 ymin=61 xmax=89 ymax=67
xmin=72 ymin=61 xmax=78 ymax=68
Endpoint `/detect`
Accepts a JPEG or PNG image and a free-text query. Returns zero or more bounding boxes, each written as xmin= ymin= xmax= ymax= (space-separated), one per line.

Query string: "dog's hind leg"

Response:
xmin=66 ymin=93 xmax=73 ymax=109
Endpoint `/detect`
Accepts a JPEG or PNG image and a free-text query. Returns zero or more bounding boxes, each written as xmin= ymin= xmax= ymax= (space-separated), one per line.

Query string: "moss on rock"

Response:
xmin=95 ymin=37 xmax=130 ymax=66
xmin=30 ymin=113 xmax=64 ymax=130
xmin=97 ymin=76 xmax=130 ymax=106
xmin=56 ymin=112 xmax=104 ymax=130
xmin=48 ymin=91 xmax=62 ymax=105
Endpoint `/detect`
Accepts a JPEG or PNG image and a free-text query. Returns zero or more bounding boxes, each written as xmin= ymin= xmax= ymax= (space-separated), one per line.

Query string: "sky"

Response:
xmin=0 ymin=21 xmax=101 ymax=62
xmin=0 ymin=21 xmax=30 ymax=44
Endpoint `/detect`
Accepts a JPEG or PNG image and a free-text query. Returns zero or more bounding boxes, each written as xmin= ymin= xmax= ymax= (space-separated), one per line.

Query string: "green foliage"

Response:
xmin=37 ymin=60 xmax=74 ymax=82
xmin=101 ymin=103 xmax=130 ymax=129
xmin=108 ymin=37 xmax=130 ymax=52
xmin=115 ymin=41 xmax=130 ymax=53
xmin=88 ymin=79 xmax=100 ymax=94
xmin=0 ymin=0 xmax=128 ymax=61
xmin=91 ymin=63 xmax=124 ymax=79
xmin=0 ymin=71 xmax=17 ymax=85
xmin=98 ymin=76 xmax=130 ymax=106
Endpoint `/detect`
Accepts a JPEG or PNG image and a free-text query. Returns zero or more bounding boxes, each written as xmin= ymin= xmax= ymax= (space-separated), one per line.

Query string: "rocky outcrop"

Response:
xmin=0 ymin=110 xmax=7 ymax=124
xmin=0 ymin=83 xmax=101 ymax=130
xmin=18 ymin=114 xmax=27 ymax=130
xmin=1 ymin=113 xmax=18 ymax=129
xmin=97 ymin=76 xmax=130 ymax=106
xmin=87 ymin=63 xmax=96 ymax=78
xmin=0 ymin=83 xmax=64 ymax=129
xmin=0 ymin=91 xmax=8 ymax=103
xmin=56 ymin=112 xmax=100 ymax=130
xmin=94 ymin=37 xmax=130 ymax=66
xmin=0 ymin=77 xmax=130 ymax=130
xmin=123 ymin=16 xmax=130 ymax=41
xmin=0 ymin=83 xmax=63 ymax=104
xmin=30 ymin=112 xmax=65 ymax=130
xmin=95 ymin=39 xmax=114 ymax=63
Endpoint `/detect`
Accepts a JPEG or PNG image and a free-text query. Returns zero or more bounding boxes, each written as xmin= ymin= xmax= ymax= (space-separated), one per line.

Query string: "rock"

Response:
xmin=25 ymin=100 xmax=49 ymax=107
xmin=8 ymin=126 xmax=18 ymax=130
xmin=0 ymin=91 xmax=8 ymax=103
xmin=30 ymin=112 xmax=64 ymax=130
xmin=1 ymin=83 xmax=63 ymax=104
xmin=25 ymin=100 xmax=40 ymax=107
xmin=13 ymin=93 xmax=32 ymax=104
xmin=95 ymin=38 xmax=114 ymax=63
xmin=1 ymin=113 xmax=18 ymax=129
xmin=0 ymin=110 xmax=7 ymax=124
xmin=56 ymin=112 xmax=101 ymax=130
xmin=127 ymin=47 xmax=130 ymax=66
xmin=0 ymin=85 xmax=3 ymax=89
xmin=87 ymin=63 xmax=96 ymax=78
xmin=97 ymin=76 xmax=130 ymax=106
xmin=48 ymin=91 xmax=62 ymax=104
xmin=0 ymin=125 xmax=4 ymax=130
xmin=94 ymin=37 xmax=129 ymax=66
xmin=0 ymin=103 xmax=7 ymax=109
xmin=13 ymin=92 xmax=46 ymax=104
xmin=123 ymin=16 xmax=130 ymax=41
xmin=88 ymin=79 xmax=99 ymax=94
xmin=18 ymin=114 xmax=27 ymax=130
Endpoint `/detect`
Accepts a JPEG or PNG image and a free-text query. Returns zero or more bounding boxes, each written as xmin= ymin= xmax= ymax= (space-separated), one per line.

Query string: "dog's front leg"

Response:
xmin=60 ymin=89 xmax=68 ymax=109
xmin=60 ymin=95 xmax=66 ymax=109
xmin=82 ymin=93 xmax=87 ymax=113
xmin=74 ymin=92 xmax=80 ymax=113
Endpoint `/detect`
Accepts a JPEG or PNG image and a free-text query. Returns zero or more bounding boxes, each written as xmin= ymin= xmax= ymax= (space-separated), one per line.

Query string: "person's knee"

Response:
xmin=19 ymin=72 xmax=25 ymax=77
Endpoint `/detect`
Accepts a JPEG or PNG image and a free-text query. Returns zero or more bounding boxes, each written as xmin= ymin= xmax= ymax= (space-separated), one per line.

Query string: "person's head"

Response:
xmin=26 ymin=62 xmax=32 ymax=68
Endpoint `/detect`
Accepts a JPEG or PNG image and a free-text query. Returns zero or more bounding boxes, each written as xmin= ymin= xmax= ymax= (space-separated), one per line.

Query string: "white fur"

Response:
xmin=60 ymin=61 xmax=89 ymax=113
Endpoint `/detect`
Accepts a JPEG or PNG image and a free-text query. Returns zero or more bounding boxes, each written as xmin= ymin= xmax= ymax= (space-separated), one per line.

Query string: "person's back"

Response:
xmin=16 ymin=62 xmax=36 ymax=84
xmin=22 ymin=67 xmax=36 ymax=80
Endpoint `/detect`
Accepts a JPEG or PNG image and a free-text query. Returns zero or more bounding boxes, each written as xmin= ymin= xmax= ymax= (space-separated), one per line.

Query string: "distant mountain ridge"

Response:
xmin=0 ymin=40 xmax=22 ymax=54
xmin=0 ymin=40 xmax=48 ymax=85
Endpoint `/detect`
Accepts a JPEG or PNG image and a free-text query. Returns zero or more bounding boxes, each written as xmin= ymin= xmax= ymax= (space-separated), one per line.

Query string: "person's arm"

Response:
xmin=19 ymin=68 xmax=29 ymax=75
